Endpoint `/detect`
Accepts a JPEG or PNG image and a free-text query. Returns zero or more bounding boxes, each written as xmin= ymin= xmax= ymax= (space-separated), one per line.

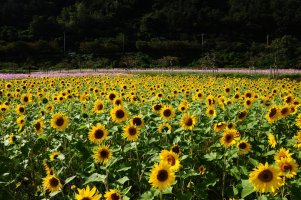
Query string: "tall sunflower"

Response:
xmin=123 ymin=124 xmax=140 ymax=141
xmin=92 ymin=99 xmax=105 ymax=114
xmin=179 ymin=113 xmax=198 ymax=130
xmin=160 ymin=105 xmax=175 ymax=121
xmin=170 ymin=145 xmax=181 ymax=155
xmin=237 ymin=109 xmax=248 ymax=121
xmin=266 ymin=106 xmax=279 ymax=123
xmin=34 ymin=118 xmax=44 ymax=134
xmin=43 ymin=175 xmax=62 ymax=193
xmin=213 ymin=122 xmax=227 ymax=132
xmin=220 ymin=129 xmax=240 ymax=148
xmin=276 ymin=157 xmax=298 ymax=179
xmin=237 ymin=140 xmax=252 ymax=155
xmin=15 ymin=105 xmax=26 ymax=115
xmin=20 ymin=93 xmax=32 ymax=104
xmin=50 ymin=152 xmax=61 ymax=161
xmin=17 ymin=115 xmax=25 ymax=128
xmin=205 ymin=106 xmax=216 ymax=117
xmin=93 ymin=145 xmax=112 ymax=165
xmin=104 ymin=189 xmax=122 ymax=200
xmin=88 ymin=124 xmax=108 ymax=144
xmin=75 ymin=185 xmax=102 ymax=200
xmin=149 ymin=162 xmax=175 ymax=191
xmin=159 ymin=150 xmax=181 ymax=172
xmin=110 ymin=106 xmax=128 ymax=123
xmin=267 ymin=133 xmax=277 ymax=148
xmin=51 ymin=112 xmax=69 ymax=131
xmin=152 ymin=103 xmax=162 ymax=113
xmin=157 ymin=122 xmax=172 ymax=134
xmin=274 ymin=148 xmax=292 ymax=161
xmin=249 ymin=162 xmax=282 ymax=193
xmin=130 ymin=115 xmax=144 ymax=128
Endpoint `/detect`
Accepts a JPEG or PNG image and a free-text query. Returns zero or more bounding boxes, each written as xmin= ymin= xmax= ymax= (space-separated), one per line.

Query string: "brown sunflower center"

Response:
xmin=286 ymin=97 xmax=292 ymax=104
xmin=227 ymin=123 xmax=233 ymax=129
xmin=56 ymin=117 xmax=64 ymax=126
xmin=281 ymin=108 xmax=289 ymax=115
xmin=269 ymin=108 xmax=277 ymax=118
xmin=238 ymin=142 xmax=247 ymax=149
xmin=181 ymin=106 xmax=185 ymax=111
xmin=166 ymin=155 xmax=176 ymax=166
xmin=115 ymin=100 xmax=122 ymax=105
xmin=171 ymin=146 xmax=180 ymax=154
xmin=157 ymin=169 xmax=168 ymax=182
xmin=184 ymin=118 xmax=193 ymax=126
xmin=111 ymin=193 xmax=120 ymax=200
xmin=19 ymin=107 xmax=25 ymax=113
xmin=225 ymin=134 xmax=233 ymax=142
xmin=163 ymin=109 xmax=172 ymax=117
xmin=128 ymin=127 xmax=137 ymax=136
xmin=209 ymin=110 xmax=214 ymax=115
xmin=23 ymin=97 xmax=29 ymax=102
xmin=116 ymin=109 xmax=125 ymax=119
xmin=109 ymin=93 xmax=116 ymax=101
xmin=133 ymin=118 xmax=142 ymax=126
xmin=35 ymin=122 xmax=41 ymax=131
xmin=81 ymin=197 xmax=91 ymax=200
xmin=94 ymin=129 xmax=104 ymax=139
xmin=238 ymin=111 xmax=246 ymax=119
xmin=258 ymin=169 xmax=273 ymax=182
xmin=225 ymin=88 xmax=230 ymax=93
xmin=100 ymin=150 xmax=109 ymax=158
xmin=154 ymin=104 xmax=162 ymax=111
xmin=246 ymin=100 xmax=251 ymax=105
xmin=49 ymin=177 xmax=59 ymax=187
xmin=282 ymin=164 xmax=292 ymax=172
xmin=97 ymin=104 xmax=103 ymax=110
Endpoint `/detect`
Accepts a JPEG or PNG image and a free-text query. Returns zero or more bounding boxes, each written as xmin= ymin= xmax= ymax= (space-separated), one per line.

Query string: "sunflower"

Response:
xmin=293 ymin=131 xmax=301 ymax=148
xmin=34 ymin=118 xmax=44 ymax=134
xmin=113 ymin=97 xmax=123 ymax=107
xmin=267 ymin=133 xmax=277 ymax=148
xmin=248 ymin=162 xmax=282 ymax=193
xmin=220 ymin=129 xmax=240 ymax=148
xmin=177 ymin=103 xmax=188 ymax=112
xmin=20 ymin=93 xmax=32 ymax=104
xmin=75 ymin=185 xmax=102 ymax=200
xmin=237 ymin=140 xmax=252 ymax=155
xmin=226 ymin=122 xmax=236 ymax=130
xmin=88 ymin=124 xmax=108 ymax=144
xmin=50 ymin=152 xmax=61 ymax=161
xmin=92 ymin=100 xmax=105 ymax=114
xmin=213 ymin=122 xmax=227 ymax=132
xmin=296 ymin=113 xmax=301 ymax=128
xmin=160 ymin=150 xmax=181 ymax=172
xmin=130 ymin=115 xmax=144 ymax=128
xmin=237 ymin=109 xmax=248 ymax=121
xmin=149 ymin=162 xmax=175 ymax=191
xmin=17 ymin=115 xmax=25 ymax=128
xmin=9 ymin=133 xmax=16 ymax=145
xmin=206 ymin=106 xmax=216 ymax=117
xmin=93 ymin=145 xmax=112 ymax=165
xmin=107 ymin=91 xmax=118 ymax=102
xmin=170 ymin=145 xmax=181 ymax=155
xmin=15 ymin=105 xmax=26 ymax=115
xmin=244 ymin=98 xmax=254 ymax=108
xmin=278 ymin=105 xmax=290 ymax=119
xmin=158 ymin=122 xmax=172 ymax=134
xmin=43 ymin=175 xmax=62 ymax=193
xmin=51 ymin=112 xmax=69 ymax=131
xmin=198 ymin=165 xmax=206 ymax=175
xmin=266 ymin=106 xmax=279 ymax=124
xmin=276 ymin=157 xmax=298 ymax=179
xmin=179 ymin=113 xmax=198 ymax=130
xmin=160 ymin=105 xmax=175 ymax=121
xmin=104 ymin=189 xmax=122 ymax=200
xmin=123 ymin=124 xmax=140 ymax=141
xmin=274 ymin=148 xmax=292 ymax=161
xmin=110 ymin=106 xmax=128 ymax=123
xmin=42 ymin=160 xmax=54 ymax=176
xmin=152 ymin=103 xmax=162 ymax=113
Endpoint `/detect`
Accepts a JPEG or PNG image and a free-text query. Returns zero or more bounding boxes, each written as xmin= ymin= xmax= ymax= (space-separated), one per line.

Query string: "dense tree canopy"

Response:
xmin=0 ymin=0 xmax=301 ymax=68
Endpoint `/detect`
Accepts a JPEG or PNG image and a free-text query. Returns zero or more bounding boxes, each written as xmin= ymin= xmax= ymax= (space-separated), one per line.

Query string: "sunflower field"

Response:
xmin=1 ymin=74 xmax=301 ymax=200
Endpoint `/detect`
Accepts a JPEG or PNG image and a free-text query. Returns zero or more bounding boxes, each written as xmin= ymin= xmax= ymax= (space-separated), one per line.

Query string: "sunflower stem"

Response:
xmin=160 ymin=191 xmax=163 ymax=200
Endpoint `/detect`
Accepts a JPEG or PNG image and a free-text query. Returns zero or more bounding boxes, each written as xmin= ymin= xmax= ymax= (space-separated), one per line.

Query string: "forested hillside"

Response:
xmin=1 ymin=0 xmax=301 ymax=69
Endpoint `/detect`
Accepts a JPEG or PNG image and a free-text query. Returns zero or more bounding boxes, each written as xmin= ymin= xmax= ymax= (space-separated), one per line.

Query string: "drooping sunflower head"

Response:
xmin=75 ymin=185 xmax=102 ymax=200
xmin=9 ymin=133 xmax=16 ymax=145
xmin=92 ymin=99 xmax=105 ymax=114
xmin=17 ymin=115 xmax=25 ymax=127
xmin=50 ymin=152 xmax=61 ymax=161
xmin=279 ymin=105 xmax=290 ymax=119
xmin=180 ymin=113 xmax=198 ymax=130
xmin=267 ymin=133 xmax=277 ymax=148
xmin=248 ymin=162 xmax=282 ymax=193
xmin=157 ymin=122 xmax=172 ymax=134
xmin=160 ymin=105 xmax=175 ymax=121
xmin=220 ymin=129 xmax=240 ymax=148
xmin=51 ymin=112 xmax=69 ymax=131
xmin=237 ymin=140 xmax=252 ymax=155
xmin=213 ymin=122 xmax=227 ymax=132
xmin=123 ymin=124 xmax=140 ymax=142
xmin=43 ymin=175 xmax=62 ymax=193
xmin=237 ymin=109 xmax=248 ymax=121
xmin=88 ymin=124 xmax=108 ymax=144
xmin=110 ymin=106 xmax=128 ymax=123
xmin=93 ymin=145 xmax=112 ymax=165
xmin=149 ymin=162 xmax=175 ymax=191
xmin=276 ymin=157 xmax=298 ymax=179
xmin=159 ymin=150 xmax=181 ymax=172
xmin=130 ymin=115 xmax=144 ymax=128
xmin=170 ymin=145 xmax=180 ymax=155
xmin=152 ymin=103 xmax=162 ymax=113
xmin=266 ymin=106 xmax=279 ymax=124
xmin=104 ymin=189 xmax=122 ymax=200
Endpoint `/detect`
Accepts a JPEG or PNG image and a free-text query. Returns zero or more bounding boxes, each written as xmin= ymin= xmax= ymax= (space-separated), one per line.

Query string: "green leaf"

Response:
xmin=138 ymin=188 xmax=159 ymax=200
xmin=249 ymin=158 xmax=259 ymax=167
xmin=117 ymin=176 xmax=129 ymax=185
xmin=49 ymin=190 xmax=61 ymax=197
xmin=84 ymin=173 xmax=106 ymax=185
xmin=64 ymin=175 xmax=76 ymax=185
xmin=122 ymin=186 xmax=132 ymax=195
xmin=177 ymin=193 xmax=193 ymax=200
xmin=241 ymin=180 xmax=254 ymax=198
xmin=117 ymin=166 xmax=131 ymax=172
xmin=162 ymin=187 xmax=172 ymax=194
